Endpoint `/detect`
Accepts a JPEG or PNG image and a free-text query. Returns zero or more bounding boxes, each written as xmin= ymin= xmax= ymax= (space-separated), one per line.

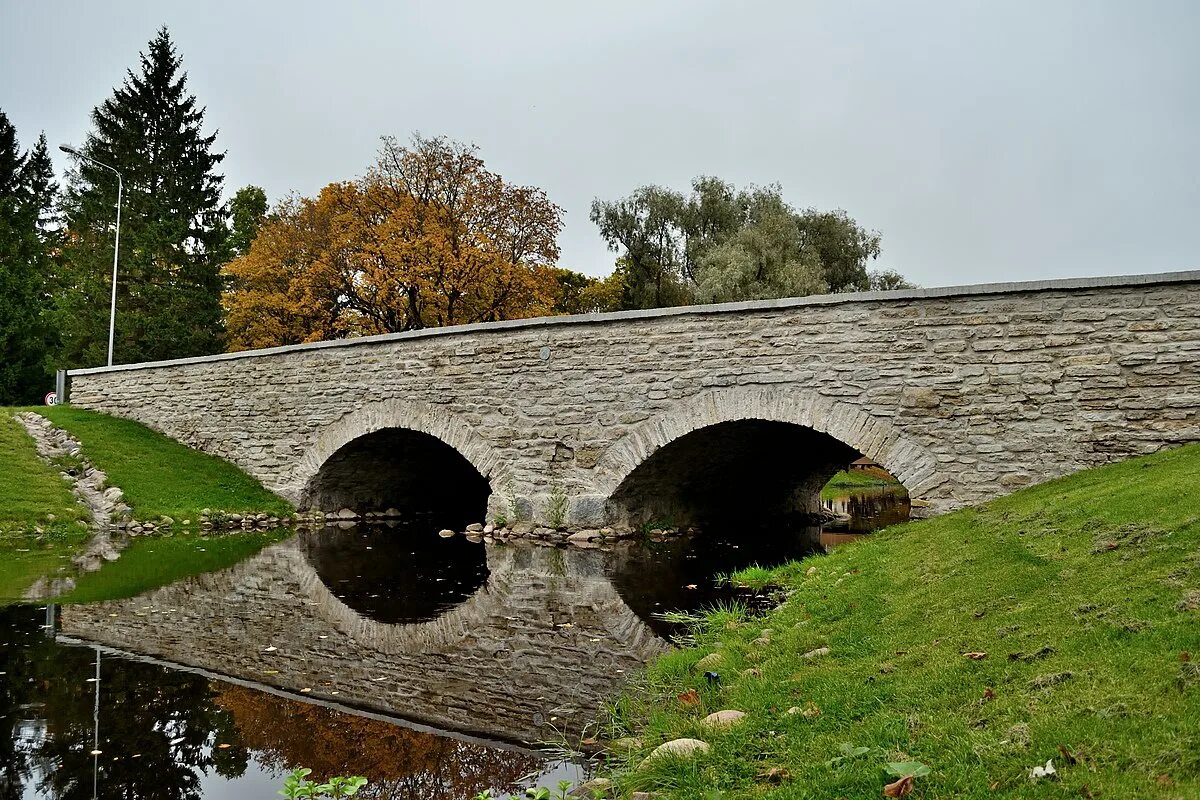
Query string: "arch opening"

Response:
xmin=607 ymin=419 xmax=896 ymax=529
xmin=300 ymin=427 xmax=490 ymax=530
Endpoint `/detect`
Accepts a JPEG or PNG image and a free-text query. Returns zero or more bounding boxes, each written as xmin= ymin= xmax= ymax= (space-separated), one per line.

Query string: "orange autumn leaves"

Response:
xmin=223 ymin=135 xmax=564 ymax=351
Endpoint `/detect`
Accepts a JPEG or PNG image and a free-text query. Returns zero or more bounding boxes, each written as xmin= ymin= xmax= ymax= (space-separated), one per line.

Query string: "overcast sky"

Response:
xmin=2 ymin=1 xmax=1197 ymax=285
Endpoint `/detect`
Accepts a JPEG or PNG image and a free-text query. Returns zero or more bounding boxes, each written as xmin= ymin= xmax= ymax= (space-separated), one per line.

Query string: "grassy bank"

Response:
xmin=1 ymin=406 xmax=293 ymax=602
xmin=0 ymin=414 xmax=90 ymax=601
xmin=820 ymin=470 xmax=902 ymax=501
xmin=32 ymin=406 xmax=292 ymax=521
xmin=604 ymin=444 xmax=1200 ymax=798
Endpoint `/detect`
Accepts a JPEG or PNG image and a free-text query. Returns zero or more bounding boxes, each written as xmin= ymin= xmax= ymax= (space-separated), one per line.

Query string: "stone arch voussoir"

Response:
xmin=593 ymin=386 xmax=947 ymax=503
xmin=283 ymin=399 xmax=509 ymax=505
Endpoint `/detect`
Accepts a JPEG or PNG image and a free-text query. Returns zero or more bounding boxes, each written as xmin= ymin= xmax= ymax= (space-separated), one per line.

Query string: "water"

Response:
xmin=1 ymin=487 xmax=905 ymax=799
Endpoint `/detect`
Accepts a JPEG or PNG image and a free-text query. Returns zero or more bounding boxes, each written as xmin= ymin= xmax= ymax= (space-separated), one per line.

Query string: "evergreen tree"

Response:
xmin=21 ymin=134 xmax=60 ymax=237
xmin=57 ymin=26 xmax=227 ymax=366
xmin=0 ymin=111 xmax=52 ymax=403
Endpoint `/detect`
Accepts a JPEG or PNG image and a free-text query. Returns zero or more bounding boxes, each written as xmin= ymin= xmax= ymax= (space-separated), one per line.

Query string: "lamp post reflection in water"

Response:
xmin=92 ymin=647 xmax=101 ymax=800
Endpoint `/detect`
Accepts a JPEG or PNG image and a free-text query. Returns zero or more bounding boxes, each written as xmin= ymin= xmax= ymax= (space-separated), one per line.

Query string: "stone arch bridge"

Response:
xmin=64 ymin=271 xmax=1200 ymax=528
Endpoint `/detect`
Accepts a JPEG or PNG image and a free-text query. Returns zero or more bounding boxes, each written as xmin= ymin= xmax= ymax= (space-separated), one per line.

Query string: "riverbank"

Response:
xmin=1 ymin=407 xmax=293 ymax=601
xmin=0 ymin=414 xmax=91 ymax=599
xmin=599 ymin=443 xmax=1200 ymax=798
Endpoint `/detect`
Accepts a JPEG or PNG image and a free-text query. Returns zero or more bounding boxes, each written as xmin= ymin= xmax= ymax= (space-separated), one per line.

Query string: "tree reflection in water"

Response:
xmin=0 ymin=606 xmax=547 ymax=800
xmin=1 ymin=606 xmax=248 ymax=800
xmin=213 ymin=685 xmax=540 ymax=800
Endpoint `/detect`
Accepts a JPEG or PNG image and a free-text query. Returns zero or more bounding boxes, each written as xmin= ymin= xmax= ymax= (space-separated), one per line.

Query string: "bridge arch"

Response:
xmin=285 ymin=399 xmax=509 ymax=517
xmin=594 ymin=387 xmax=946 ymax=526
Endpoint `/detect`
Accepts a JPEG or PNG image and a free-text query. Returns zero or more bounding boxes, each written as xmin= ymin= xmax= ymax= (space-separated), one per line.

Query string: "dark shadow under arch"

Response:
xmin=300 ymin=427 xmax=490 ymax=528
xmin=607 ymin=419 xmax=866 ymax=528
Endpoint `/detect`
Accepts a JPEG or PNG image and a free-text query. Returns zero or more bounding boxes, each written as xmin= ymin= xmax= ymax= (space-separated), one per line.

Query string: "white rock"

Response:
xmin=701 ymin=710 xmax=746 ymax=729
xmin=645 ymin=738 xmax=710 ymax=762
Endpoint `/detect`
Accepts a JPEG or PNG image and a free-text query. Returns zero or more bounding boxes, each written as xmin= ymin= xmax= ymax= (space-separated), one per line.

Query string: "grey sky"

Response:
xmin=2 ymin=1 xmax=1197 ymax=285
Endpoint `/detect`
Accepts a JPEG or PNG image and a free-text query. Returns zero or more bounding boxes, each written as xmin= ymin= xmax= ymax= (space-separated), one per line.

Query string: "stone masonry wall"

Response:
xmin=65 ymin=272 xmax=1200 ymax=524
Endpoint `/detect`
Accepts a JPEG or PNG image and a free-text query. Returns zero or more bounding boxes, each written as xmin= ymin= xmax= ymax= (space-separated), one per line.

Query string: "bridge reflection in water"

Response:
xmin=59 ymin=489 xmax=908 ymax=747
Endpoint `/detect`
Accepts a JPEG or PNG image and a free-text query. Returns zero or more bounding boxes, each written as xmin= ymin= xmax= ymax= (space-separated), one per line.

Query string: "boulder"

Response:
xmin=645 ymin=738 xmax=710 ymax=763
xmin=701 ymin=710 xmax=746 ymax=729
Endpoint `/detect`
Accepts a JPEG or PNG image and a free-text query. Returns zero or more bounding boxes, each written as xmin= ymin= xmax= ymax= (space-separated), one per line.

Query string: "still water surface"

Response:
xmin=1 ymin=488 xmax=906 ymax=799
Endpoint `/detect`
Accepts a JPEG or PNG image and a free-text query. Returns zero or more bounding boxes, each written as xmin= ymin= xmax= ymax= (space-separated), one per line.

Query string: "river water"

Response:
xmin=0 ymin=488 xmax=907 ymax=799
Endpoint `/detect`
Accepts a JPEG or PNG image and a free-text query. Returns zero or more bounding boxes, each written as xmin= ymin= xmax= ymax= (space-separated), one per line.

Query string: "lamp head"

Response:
xmin=58 ymin=144 xmax=80 ymax=156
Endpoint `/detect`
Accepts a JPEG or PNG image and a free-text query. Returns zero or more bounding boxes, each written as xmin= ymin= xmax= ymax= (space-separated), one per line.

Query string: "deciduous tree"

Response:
xmin=224 ymin=135 xmax=564 ymax=350
xmin=591 ymin=177 xmax=894 ymax=306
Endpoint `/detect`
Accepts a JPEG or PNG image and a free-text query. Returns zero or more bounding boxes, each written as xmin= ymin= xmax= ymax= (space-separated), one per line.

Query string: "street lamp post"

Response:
xmin=60 ymin=145 xmax=123 ymax=368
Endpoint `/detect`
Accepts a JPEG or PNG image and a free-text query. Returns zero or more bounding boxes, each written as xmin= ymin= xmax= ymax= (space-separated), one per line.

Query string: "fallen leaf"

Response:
xmin=677 ymin=689 xmax=701 ymax=706
xmin=757 ymin=766 xmax=790 ymax=783
xmin=1057 ymin=744 xmax=1077 ymax=765
xmin=963 ymin=651 xmax=988 ymax=660
xmin=263 ymin=646 xmax=277 ymax=653
xmin=983 ymin=687 xmax=996 ymax=700
xmin=883 ymin=775 xmax=914 ymax=797
xmin=685 ymin=584 xmax=698 ymax=590
xmin=1181 ymin=651 xmax=1192 ymax=663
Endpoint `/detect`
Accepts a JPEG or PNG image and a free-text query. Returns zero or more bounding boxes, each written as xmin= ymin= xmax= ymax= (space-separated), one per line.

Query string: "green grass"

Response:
xmin=820 ymin=470 xmax=905 ymax=500
xmin=0 ymin=413 xmax=90 ymax=601
xmin=32 ymin=406 xmax=292 ymax=520
xmin=603 ymin=443 xmax=1200 ymax=799
xmin=54 ymin=530 xmax=289 ymax=605
xmin=1 ymin=406 xmax=293 ymax=603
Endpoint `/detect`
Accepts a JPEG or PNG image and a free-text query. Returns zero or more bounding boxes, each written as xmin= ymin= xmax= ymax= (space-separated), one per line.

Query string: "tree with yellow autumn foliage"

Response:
xmin=224 ymin=135 xmax=566 ymax=351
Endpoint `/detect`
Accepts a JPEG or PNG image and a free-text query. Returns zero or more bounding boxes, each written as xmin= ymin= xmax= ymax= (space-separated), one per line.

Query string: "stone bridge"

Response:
xmin=64 ymin=271 xmax=1200 ymax=528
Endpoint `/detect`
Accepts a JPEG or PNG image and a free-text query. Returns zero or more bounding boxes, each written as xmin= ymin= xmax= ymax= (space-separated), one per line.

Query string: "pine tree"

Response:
xmin=57 ymin=26 xmax=227 ymax=366
xmin=21 ymin=134 xmax=60 ymax=238
xmin=0 ymin=111 xmax=52 ymax=403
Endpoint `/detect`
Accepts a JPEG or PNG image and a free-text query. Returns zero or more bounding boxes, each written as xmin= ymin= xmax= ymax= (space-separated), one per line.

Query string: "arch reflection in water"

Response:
xmin=300 ymin=525 xmax=489 ymax=624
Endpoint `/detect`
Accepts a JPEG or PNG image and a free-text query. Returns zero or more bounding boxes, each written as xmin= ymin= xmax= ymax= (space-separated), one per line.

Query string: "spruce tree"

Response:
xmin=21 ymin=134 xmax=60 ymax=237
xmin=0 ymin=111 xmax=52 ymax=403
xmin=58 ymin=26 xmax=227 ymax=366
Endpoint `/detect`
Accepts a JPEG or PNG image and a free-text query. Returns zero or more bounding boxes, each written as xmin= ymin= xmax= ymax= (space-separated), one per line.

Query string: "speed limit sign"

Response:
xmin=44 ymin=392 xmax=58 ymax=406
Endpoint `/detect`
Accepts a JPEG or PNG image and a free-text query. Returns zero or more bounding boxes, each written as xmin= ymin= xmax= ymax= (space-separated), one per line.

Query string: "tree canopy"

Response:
xmin=224 ymin=135 xmax=566 ymax=350
xmin=591 ymin=177 xmax=905 ymax=307
xmin=0 ymin=111 xmax=56 ymax=403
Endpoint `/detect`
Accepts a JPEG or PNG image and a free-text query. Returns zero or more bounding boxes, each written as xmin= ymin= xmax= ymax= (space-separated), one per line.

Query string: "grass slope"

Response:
xmin=0 ymin=414 xmax=90 ymax=601
xmin=33 ymin=406 xmax=292 ymax=520
xmin=606 ymin=444 xmax=1200 ymax=799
